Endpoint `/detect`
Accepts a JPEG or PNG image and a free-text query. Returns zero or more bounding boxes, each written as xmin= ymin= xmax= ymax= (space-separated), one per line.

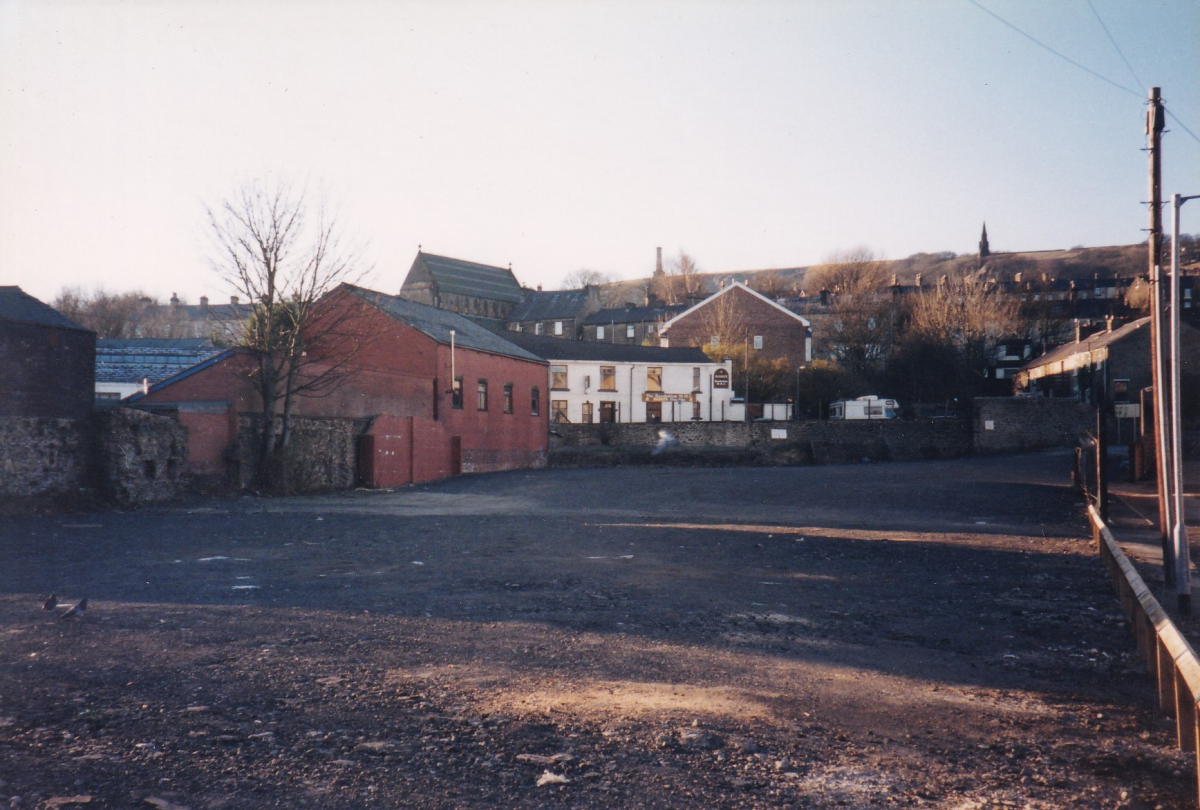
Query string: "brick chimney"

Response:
xmin=200 ymin=296 xmax=209 ymax=307
xmin=230 ymin=295 xmax=239 ymax=305
xmin=654 ymin=247 xmax=664 ymax=277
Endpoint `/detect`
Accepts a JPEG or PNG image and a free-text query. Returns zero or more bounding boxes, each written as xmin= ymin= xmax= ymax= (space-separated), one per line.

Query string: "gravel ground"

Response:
xmin=0 ymin=450 xmax=1191 ymax=809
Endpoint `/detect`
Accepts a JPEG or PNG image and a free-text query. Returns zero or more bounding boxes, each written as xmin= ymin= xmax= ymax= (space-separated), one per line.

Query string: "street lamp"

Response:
xmin=1169 ymin=193 xmax=1200 ymax=612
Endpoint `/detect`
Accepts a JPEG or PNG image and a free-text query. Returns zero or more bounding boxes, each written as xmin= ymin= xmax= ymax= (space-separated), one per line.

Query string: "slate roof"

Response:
xmin=1020 ymin=317 xmax=1149 ymax=372
xmin=508 ymin=288 xmax=592 ymax=321
xmin=343 ymin=285 xmax=543 ymax=363
xmin=0 ymin=286 xmax=91 ymax=332
xmin=95 ymin=338 xmax=225 ymax=384
xmin=499 ymin=331 xmax=713 ymax=364
xmin=583 ymin=303 xmax=687 ymax=326
xmin=416 ymin=252 xmax=524 ymax=304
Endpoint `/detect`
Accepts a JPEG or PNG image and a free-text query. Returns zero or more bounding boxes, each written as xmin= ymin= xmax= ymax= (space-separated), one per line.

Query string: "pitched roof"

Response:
xmin=499 ymin=331 xmax=713 ymax=364
xmin=96 ymin=338 xmax=225 ymax=384
xmin=659 ymin=282 xmax=811 ymax=332
xmin=411 ymin=252 xmax=524 ymax=304
xmin=1020 ymin=317 xmax=1149 ymax=373
xmin=583 ymin=303 xmax=687 ymax=326
xmin=508 ymin=288 xmax=592 ymax=321
xmin=125 ymin=348 xmax=241 ymax=402
xmin=343 ymin=285 xmax=543 ymax=363
xmin=0 ymin=286 xmax=91 ymax=332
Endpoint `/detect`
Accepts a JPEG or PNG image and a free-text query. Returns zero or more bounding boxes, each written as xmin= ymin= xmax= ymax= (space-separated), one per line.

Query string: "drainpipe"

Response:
xmin=629 ymin=366 xmax=635 ymax=423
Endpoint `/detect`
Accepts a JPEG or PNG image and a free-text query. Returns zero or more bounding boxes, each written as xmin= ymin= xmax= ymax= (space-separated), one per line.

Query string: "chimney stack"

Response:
xmin=915 ymin=273 xmax=923 ymax=288
xmin=170 ymin=293 xmax=179 ymax=306
xmin=654 ymin=247 xmax=664 ymax=277
xmin=230 ymin=295 xmax=239 ymax=305
xmin=200 ymin=296 xmax=209 ymax=307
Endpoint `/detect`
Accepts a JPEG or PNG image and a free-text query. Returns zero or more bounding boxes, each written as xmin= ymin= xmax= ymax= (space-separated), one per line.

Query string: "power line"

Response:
xmin=1166 ymin=107 xmax=1200 ymax=146
xmin=964 ymin=0 xmax=1141 ymax=99
xmin=1085 ymin=0 xmax=1145 ymax=92
xmin=965 ymin=0 xmax=1200 ymax=147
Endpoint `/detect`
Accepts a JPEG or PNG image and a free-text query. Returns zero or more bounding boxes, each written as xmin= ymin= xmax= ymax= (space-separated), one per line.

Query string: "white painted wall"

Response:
xmin=545 ymin=358 xmax=735 ymax=423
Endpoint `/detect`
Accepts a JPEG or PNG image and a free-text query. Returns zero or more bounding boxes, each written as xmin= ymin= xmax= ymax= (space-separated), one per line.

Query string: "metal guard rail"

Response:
xmin=1089 ymin=504 xmax=1200 ymax=804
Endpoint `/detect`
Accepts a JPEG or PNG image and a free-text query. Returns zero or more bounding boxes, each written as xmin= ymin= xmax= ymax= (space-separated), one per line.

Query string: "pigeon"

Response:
xmin=42 ymin=594 xmax=57 ymax=611
xmin=652 ymin=429 xmax=680 ymax=456
xmin=59 ymin=598 xmax=88 ymax=621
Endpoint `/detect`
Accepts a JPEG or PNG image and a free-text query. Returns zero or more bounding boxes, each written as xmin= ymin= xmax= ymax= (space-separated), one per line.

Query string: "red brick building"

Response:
xmin=130 ymin=285 xmax=548 ymax=489
xmin=658 ymin=282 xmax=812 ymax=368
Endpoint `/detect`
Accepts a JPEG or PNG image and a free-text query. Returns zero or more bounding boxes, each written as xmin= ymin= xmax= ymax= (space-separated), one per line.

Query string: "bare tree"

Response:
xmin=560 ymin=268 xmax=613 ymax=289
xmin=804 ymin=247 xmax=890 ymax=295
xmin=807 ymin=249 xmax=896 ymax=378
xmin=206 ymin=178 xmax=368 ymax=485
xmin=747 ymin=270 xmax=797 ymax=300
xmin=653 ymin=250 xmax=705 ymax=304
xmin=907 ymin=265 xmax=1020 ymax=379
xmin=53 ymin=287 xmax=154 ymax=338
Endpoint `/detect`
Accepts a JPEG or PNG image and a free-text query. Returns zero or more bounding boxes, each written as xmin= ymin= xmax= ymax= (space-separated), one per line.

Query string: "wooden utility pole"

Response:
xmin=1147 ymin=87 xmax=1174 ymax=581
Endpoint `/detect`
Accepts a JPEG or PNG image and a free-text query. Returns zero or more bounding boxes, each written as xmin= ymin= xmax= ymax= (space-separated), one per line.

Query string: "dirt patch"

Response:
xmin=0 ymin=452 xmax=1191 ymax=808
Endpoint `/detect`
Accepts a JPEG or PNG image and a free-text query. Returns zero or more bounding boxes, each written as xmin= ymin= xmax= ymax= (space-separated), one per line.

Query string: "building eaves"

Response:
xmin=658 ymin=282 xmax=812 ymax=333
xmin=1020 ymin=317 xmax=1149 ymax=373
xmin=343 ymin=285 xmax=543 ymax=364
xmin=0 ymin=286 xmax=92 ymax=332
xmin=125 ymin=348 xmax=241 ymax=402
xmin=500 ymin=331 xmax=713 ymax=364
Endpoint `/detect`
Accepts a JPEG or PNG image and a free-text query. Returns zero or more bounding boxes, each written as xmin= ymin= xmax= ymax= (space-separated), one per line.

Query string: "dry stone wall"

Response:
xmin=96 ymin=408 xmax=188 ymax=508
xmin=0 ymin=417 xmax=90 ymax=511
xmin=237 ymin=415 xmax=369 ymax=493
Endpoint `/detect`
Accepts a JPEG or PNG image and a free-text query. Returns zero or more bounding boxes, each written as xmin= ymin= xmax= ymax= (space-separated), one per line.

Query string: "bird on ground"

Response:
xmin=42 ymin=594 xmax=57 ymax=611
xmin=59 ymin=598 xmax=88 ymax=621
xmin=652 ymin=429 xmax=680 ymax=456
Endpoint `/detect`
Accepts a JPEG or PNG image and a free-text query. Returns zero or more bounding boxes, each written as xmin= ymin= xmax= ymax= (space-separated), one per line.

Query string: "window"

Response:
xmin=452 ymin=376 xmax=463 ymax=409
xmin=531 ymin=387 xmax=540 ymax=415
xmin=477 ymin=379 xmax=488 ymax=411
xmin=753 ymin=335 xmax=763 ymax=350
xmin=710 ymin=335 xmax=719 ymax=347
xmin=693 ymin=367 xmax=701 ymax=391
xmin=646 ymin=366 xmax=662 ymax=392
xmin=1113 ymin=379 xmax=1130 ymax=402
xmin=550 ymin=364 xmax=568 ymax=390
xmin=581 ymin=402 xmax=593 ymax=424
xmin=626 ymin=325 xmax=635 ymax=339
xmin=693 ymin=401 xmax=701 ymax=420
xmin=600 ymin=366 xmax=617 ymax=391
xmin=596 ymin=325 xmax=605 ymax=340
xmin=503 ymin=383 xmax=513 ymax=413
xmin=535 ymin=322 xmax=544 ymax=335
xmin=554 ymin=321 xmax=563 ymax=336
xmin=551 ymin=400 xmax=569 ymax=423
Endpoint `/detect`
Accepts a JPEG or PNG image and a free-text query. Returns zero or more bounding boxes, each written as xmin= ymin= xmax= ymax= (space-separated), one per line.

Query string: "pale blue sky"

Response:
xmin=2 ymin=0 xmax=1197 ymax=304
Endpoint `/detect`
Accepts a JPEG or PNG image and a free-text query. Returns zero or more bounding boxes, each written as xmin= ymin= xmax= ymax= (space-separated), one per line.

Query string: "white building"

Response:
xmin=502 ymin=333 xmax=736 ymax=423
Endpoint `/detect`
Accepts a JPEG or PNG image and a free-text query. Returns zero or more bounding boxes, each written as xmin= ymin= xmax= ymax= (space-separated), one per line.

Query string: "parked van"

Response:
xmin=829 ymin=395 xmax=898 ymax=420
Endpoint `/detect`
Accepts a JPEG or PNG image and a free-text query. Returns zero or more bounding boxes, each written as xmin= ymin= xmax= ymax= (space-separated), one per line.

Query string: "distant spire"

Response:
xmin=979 ymin=222 xmax=990 ymax=261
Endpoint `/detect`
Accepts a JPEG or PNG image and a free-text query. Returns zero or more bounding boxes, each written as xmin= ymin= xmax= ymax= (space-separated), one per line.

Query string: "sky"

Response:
xmin=2 ymin=0 xmax=1198 ymax=305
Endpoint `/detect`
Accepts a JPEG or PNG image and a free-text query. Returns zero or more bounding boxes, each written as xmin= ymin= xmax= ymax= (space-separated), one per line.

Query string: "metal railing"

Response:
xmin=1089 ymin=504 xmax=1200 ymax=804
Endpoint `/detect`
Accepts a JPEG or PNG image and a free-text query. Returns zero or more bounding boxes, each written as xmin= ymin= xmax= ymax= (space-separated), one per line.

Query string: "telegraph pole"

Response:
xmin=1147 ymin=87 xmax=1173 ymax=582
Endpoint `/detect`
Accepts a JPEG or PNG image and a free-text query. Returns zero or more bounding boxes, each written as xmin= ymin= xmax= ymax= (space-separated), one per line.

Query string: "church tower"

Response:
xmin=979 ymin=222 xmax=990 ymax=265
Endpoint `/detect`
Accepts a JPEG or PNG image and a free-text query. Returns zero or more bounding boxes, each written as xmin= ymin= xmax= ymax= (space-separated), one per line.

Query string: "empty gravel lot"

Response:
xmin=0 ymin=450 xmax=1189 ymax=808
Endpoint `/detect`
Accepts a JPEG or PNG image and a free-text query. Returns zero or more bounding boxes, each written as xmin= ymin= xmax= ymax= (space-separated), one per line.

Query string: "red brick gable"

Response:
xmin=659 ymin=284 xmax=811 ymax=367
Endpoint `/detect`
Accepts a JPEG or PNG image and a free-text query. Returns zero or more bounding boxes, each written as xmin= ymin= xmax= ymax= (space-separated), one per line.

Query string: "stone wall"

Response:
xmin=237 ymin=415 xmax=369 ymax=493
xmin=973 ymin=397 xmax=1092 ymax=454
xmin=96 ymin=408 xmax=189 ymax=508
xmin=0 ymin=417 xmax=90 ymax=512
xmin=550 ymin=418 xmax=972 ymax=467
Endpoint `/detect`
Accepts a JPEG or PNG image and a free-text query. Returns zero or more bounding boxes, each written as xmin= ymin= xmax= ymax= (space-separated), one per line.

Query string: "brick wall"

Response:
xmin=972 ymin=397 xmax=1092 ymax=454
xmin=0 ymin=321 xmax=95 ymax=419
xmin=661 ymin=286 xmax=809 ymax=367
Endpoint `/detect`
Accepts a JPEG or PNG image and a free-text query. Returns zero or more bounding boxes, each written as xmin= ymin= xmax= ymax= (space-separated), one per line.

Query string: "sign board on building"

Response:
xmin=642 ymin=393 xmax=694 ymax=403
xmin=1115 ymin=403 xmax=1141 ymax=419
xmin=713 ymin=369 xmax=730 ymax=389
